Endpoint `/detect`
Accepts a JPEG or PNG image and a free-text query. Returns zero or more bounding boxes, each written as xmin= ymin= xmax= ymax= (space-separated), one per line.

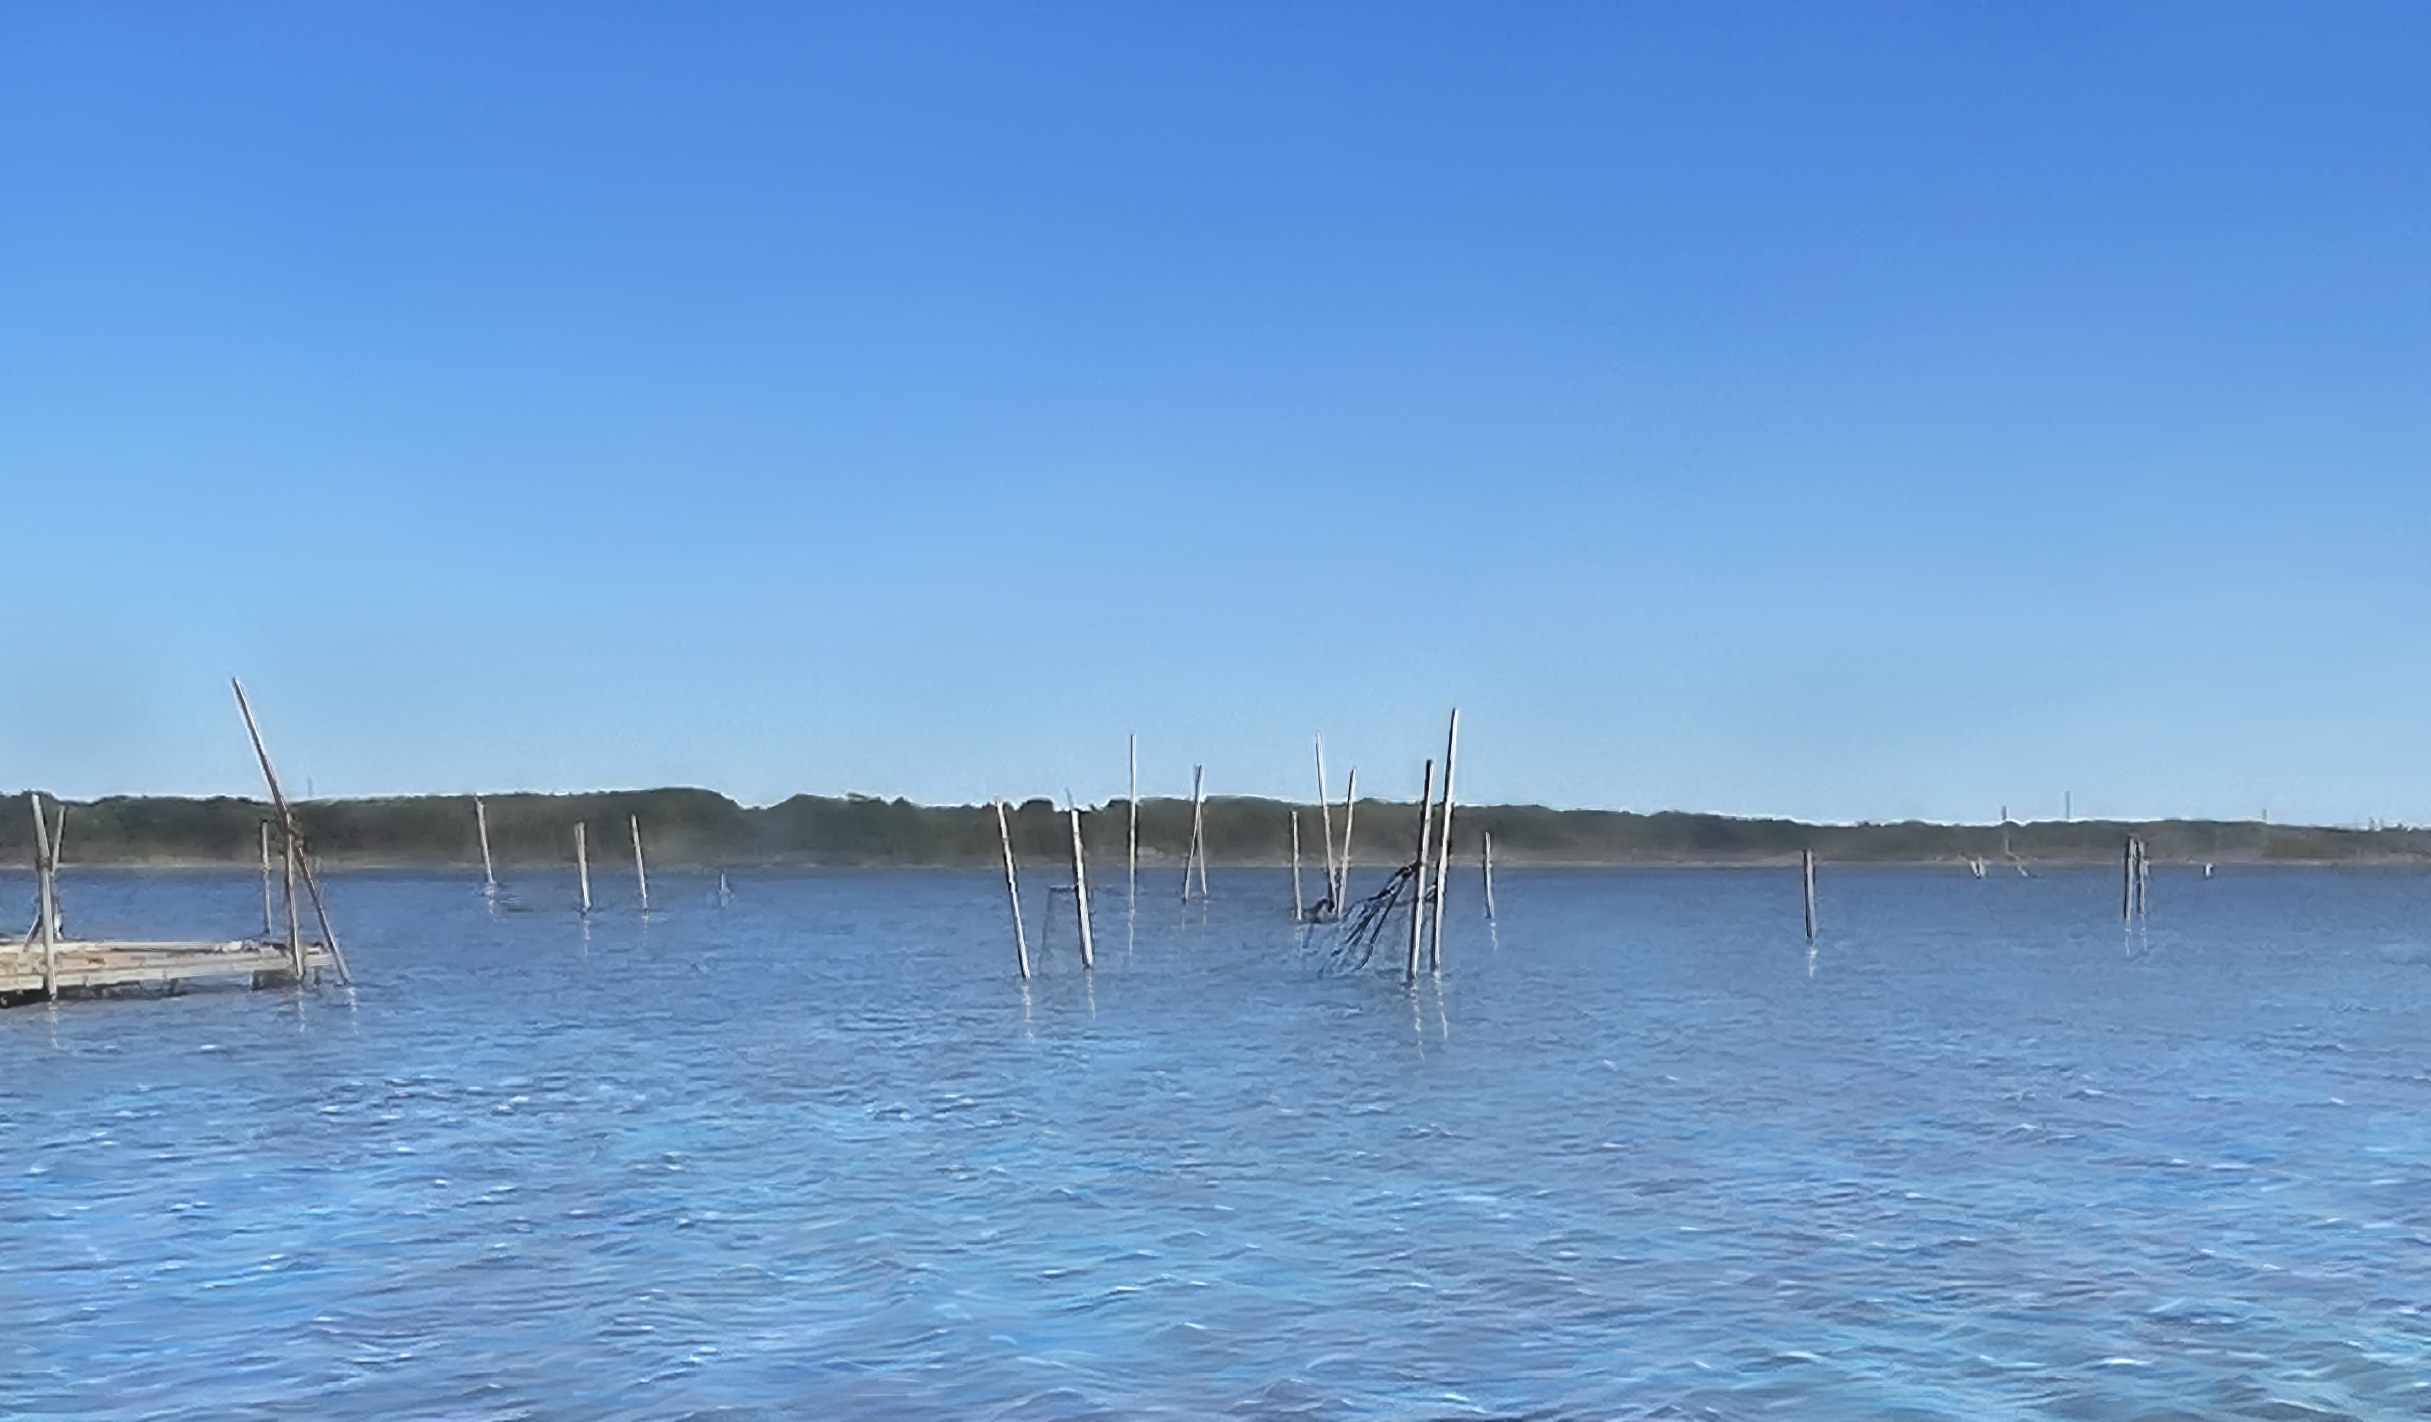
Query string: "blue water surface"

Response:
xmin=6 ymin=864 xmax=2430 ymax=1419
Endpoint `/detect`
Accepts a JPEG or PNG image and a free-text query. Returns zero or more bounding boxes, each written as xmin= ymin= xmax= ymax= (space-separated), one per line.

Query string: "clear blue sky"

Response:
xmin=4 ymin=2 xmax=2426 ymax=824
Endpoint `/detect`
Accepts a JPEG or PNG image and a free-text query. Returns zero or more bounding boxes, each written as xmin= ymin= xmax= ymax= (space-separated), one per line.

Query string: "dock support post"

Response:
xmin=258 ymin=820 xmax=275 ymax=936
xmin=996 ymin=801 xmax=1030 ymax=979
xmin=1127 ymin=735 xmax=1138 ymax=912
xmin=1068 ymin=807 xmax=1095 ymax=969
xmin=30 ymin=795 xmax=58 ymax=998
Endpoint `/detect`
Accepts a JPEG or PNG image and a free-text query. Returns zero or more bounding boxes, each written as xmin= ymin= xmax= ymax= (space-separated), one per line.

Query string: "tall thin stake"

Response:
xmin=1406 ymin=758 xmax=1436 ymax=986
xmin=1182 ymin=765 xmax=1208 ymax=902
xmin=1427 ymin=708 xmax=1460 ymax=974
xmin=1067 ymin=807 xmax=1095 ymax=969
xmin=1314 ymin=736 xmax=1338 ymax=914
xmin=1482 ymin=830 xmax=1497 ymax=922
xmin=1290 ymin=810 xmax=1305 ymax=922
xmin=1127 ymin=734 xmax=1139 ymax=912
xmin=630 ymin=815 xmax=650 ymax=912
xmin=475 ymin=795 xmax=497 ymax=895
xmin=258 ymin=819 xmax=275 ymax=936
xmin=30 ymin=795 xmax=58 ymax=998
xmin=1801 ymin=848 xmax=1818 ymax=942
xmin=283 ymin=833 xmax=302 ymax=979
xmin=231 ymin=679 xmax=350 ymax=983
xmin=1339 ymin=768 xmax=1358 ymax=910
xmin=996 ymin=800 xmax=1030 ymax=979
xmin=575 ymin=821 xmax=592 ymax=915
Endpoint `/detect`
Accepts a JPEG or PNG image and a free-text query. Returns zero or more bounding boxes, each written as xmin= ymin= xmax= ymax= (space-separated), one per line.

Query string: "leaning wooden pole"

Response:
xmin=230 ymin=679 xmax=351 ymax=983
xmin=1405 ymin=758 xmax=1436 ymax=986
xmin=1339 ymin=768 xmax=1358 ymax=910
xmin=475 ymin=795 xmax=498 ymax=895
xmin=995 ymin=801 xmax=1030 ymax=979
xmin=1183 ymin=764 xmax=1208 ymax=902
xmin=1427 ymin=708 xmax=1460 ymax=974
xmin=630 ymin=815 xmax=650 ymax=913
xmin=1067 ymin=807 xmax=1095 ymax=969
xmin=574 ymin=821 xmax=592 ymax=915
xmin=1801 ymin=848 xmax=1818 ymax=942
xmin=283 ymin=834 xmax=304 ymax=979
xmin=1314 ymin=736 xmax=1339 ymax=913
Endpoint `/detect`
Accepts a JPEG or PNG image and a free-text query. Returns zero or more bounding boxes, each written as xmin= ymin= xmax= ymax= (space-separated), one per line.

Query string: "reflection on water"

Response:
xmin=6 ymin=864 xmax=2430 ymax=1419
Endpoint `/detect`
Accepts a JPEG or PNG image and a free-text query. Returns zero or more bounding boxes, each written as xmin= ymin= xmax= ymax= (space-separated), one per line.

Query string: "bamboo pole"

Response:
xmin=1339 ymin=768 xmax=1357 ymax=911
xmin=258 ymin=820 xmax=275 ymax=936
xmin=1482 ymin=830 xmax=1497 ymax=922
xmin=630 ymin=815 xmax=649 ymax=912
xmin=1314 ymin=737 xmax=1338 ymax=914
xmin=230 ymin=679 xmax=350 ymax=983
xmin=1427 ymin=708 xmax=1459 ymax=974
xmin=1193 ymin=770 xmax=1210 ymax=902
xmin=475 ymin=796 xmax=497 ymax=894
xmin=1067 ymin=807 xmax=1095 ymax=969
xmin=1127 ymin=734 xmax=1139 ymax=912
xmin=1801 ymin=848 xmax=1818 ymax=942
xmin=996 ymin=801 xmax=1030 ymax=979
xmin=1290 ymin=811 xmax=1304 ymax=922
xmin=1406 ymin=758 xmax=1435 ymax=985
xmin=283 ymin=833 xmax=302 ymax=980
xmin=575 ymin=821 xmax=592 ymax=915
xmin=30 ymin=795 xmax=57 ymax=998
xmin=1182 ymin=765 xmax=1207 ymax=902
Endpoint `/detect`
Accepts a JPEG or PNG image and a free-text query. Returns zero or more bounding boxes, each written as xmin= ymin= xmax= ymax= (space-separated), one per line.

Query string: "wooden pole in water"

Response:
xmin=1339 ymin=768 xmax=1357 ymax=911
xmin=1067 ymin=807 xmax=1095 ymax=969
xmin=1406 ymin=758 xmax=1435 ymax=985
xmin=1801 ymin=848 xmax=1818 ymax=942
xmin=230 ymin=679 xmax=351 ymax=983
xmin=1127 ymin=734 xmax=1139 ymax=912
xmin=2121 ymin=836 xmax=2134 ymax=923
xmin=282 ymin=832 xmax=302 ymax=980
xmin=575 ymin=821 xmax=592 ymax=915
xmin=1183 ymin=765 xmax=1208 ymax=902
xmin=30 ymin=795 xmax=58 ymax=998
xmin=258 ymin=819 xmax=275 ymax=936
xmin=1427 ymin=708 xmax=1460 ymax=974
xmin=1482 ymin=830 xmax=1497 ymax=922
xmin=995 ymin=800 xmax=1030 ymax=979
xmin=475 ymin=795 xmax=497 ymax=895
xmin=1314 ymin=737 xmax=1338 ymax=914
xmin=630 ymin=815 xmax=649 ymax=912
xmin=1290 ymin=810 xmax=1305 ymax=922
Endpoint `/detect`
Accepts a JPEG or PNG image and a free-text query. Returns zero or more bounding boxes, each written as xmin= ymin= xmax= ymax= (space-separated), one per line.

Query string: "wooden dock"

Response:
xmin=2 ymin=939 xmax=339 ymax=1005
xmin=7 ymin=678 xmax=354 ymax=1008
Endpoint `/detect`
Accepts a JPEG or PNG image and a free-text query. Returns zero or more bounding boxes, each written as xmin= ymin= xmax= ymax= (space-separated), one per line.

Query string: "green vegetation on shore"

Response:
xmin=4 ymin=789 xmax=2424 ymax=869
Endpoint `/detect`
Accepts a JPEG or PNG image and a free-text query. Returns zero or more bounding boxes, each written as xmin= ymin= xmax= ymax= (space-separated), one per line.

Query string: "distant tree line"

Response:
xmin=3 ymin=788 xmax=2427 ymax=868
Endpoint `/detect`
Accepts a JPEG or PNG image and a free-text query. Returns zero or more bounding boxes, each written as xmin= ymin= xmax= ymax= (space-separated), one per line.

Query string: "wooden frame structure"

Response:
xmin=3 ymin=679 xmax=349 ymax=1006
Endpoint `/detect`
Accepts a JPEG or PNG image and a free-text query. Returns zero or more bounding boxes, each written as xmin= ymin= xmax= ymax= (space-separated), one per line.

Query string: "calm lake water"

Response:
xmin=6 ymin=864 xmax=2429 ymax=1420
